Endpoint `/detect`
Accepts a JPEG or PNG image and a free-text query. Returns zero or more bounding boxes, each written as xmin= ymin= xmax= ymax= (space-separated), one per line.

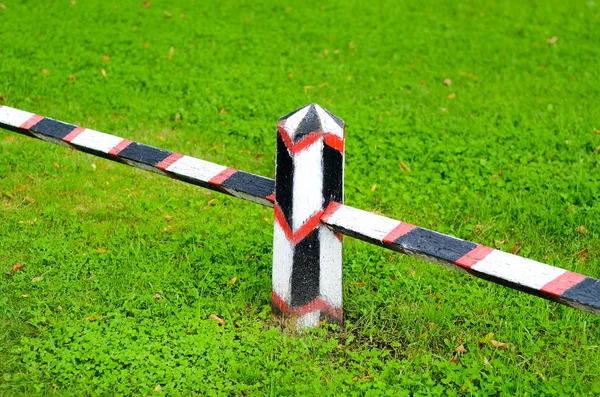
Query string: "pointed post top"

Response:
xmin=278 ymin=104 xmax=344 ymax=143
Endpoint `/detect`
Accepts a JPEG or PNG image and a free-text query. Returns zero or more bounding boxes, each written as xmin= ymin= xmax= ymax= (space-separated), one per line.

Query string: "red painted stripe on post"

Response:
xmin=383 ymin=223 xmax=417 ymax=244
xmin=266 ymin=193 xmax=275 ymax=203
xmin=321 ymin=201 xmax=342 ymax=223
xmin=324 ymin=133 xmax=344 ymax=153
xmin=274 ymin=203 xmax=323 ymax=244
xmin=208 ymin=167 xmax=237 ymax=185
xmin=62 ymin=127 xmax=86 ymax=143
xmin=278 ymin=126 xmax=322 ymax=154
xmin=155 ymin=153 xmax=183 ymax=171
xmin=455 ymin=245 xmax=495 ymax=269
xmin=20 ymin=115 xmax=44 ymax=130
xmin=541 ymin=272 xmax=587 ymax=296
xmin=272 ymin=291 xmax=291 ymax=313
xmin=108 ymin=139 xmax=132 ymax=156
xmin=293 ymin=297 xmax=342 ymax=321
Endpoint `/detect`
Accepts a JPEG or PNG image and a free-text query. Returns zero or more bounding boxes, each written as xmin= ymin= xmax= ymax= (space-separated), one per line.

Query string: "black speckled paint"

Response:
xmin=29 ymin=118 xmax=76 ymax=139
xmin=291 ymin=228 xmax=321 ymax=307
xmin=275 ymin=133 xmax=294 ymax=225
xmin=561 ymin=278 xmax=600 ymax=311
xmin=394 ymin=228 xmax=477 ymax=263
xmin=221 ymin=171 xmax=274 ymax=200
xmin=117 ymin=142 xmax=171 ymax=166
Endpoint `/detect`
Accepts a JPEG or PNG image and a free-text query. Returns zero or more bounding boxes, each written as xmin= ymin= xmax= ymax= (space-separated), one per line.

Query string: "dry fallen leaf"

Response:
xmin=168 ymin=46 xmax=175 ymax=60
xmin=511 ymin=244 xmax=521 ymax=255
xmin=443 ymin=78 xmax=452 ymax=86
xmin=69 ymin=74 xmax=76 ymax=81
xmin=53 ymin=162 xmax=60 ymax=169
xmin=42 ymin=68 xmax=50 ymax=75
xmin=441 ymin=107 xmax=447 ymax=112
xmin=400 ymin=161 xmax=411 ymax=172
xmin=546 ymin=36 xmax=558 ymax=44
xmin=0 ymin=3 xmax=6 ymax=10
xmin=141 ymin=1 xmax=151 ymax=7
xmin=164 ymin=10 xmax=172 ymax=18
xmin=595 ymin=145 xmax=600 ymax=154
xmin=491 ymin=340 xmax=509 ymax=349
xmin=154 ymin=384 xmax=162 ymax=392
xmin=484 ymin=357 xmax=491 ymax=367
xmin=163 ymin=215 xmax=174 ymax=221
xmin=209 ymin=314 xmax=225 ymax=326
xmin=447 ymin=92 xmax=456 ymax=99
xmin=21 ymin=294 xmax=28 ymax=298
xmin=101 ymin=69 xmax=107 ymax=77
xmin=24 ymin=196 xmax=35 ymax=204
xmin=153 ymin=293 xmax=162 ymax=300
xmin=303 ymin=85 xmax=314 ymax=93
xmin=575 ymin=225 xmax=586 ymax=234
xmin=97 ymin=247 xmax=107 ymax=253
xmin=371 ymin=184 xmax=377 ymax=192
xmin=454 ymin=344 xmax=467 ymax=353
xmin=220 ymin=108 xmax=227 ymax=115
xmin=594 ymin=128 xmax=600 ymax=135
xmin=144 ymin=42 xmax=150 ymax=48
xmin=12 ymin=263 xmax=24 ymax=273
xmin=426 ymin=322 xmax=435 ymax=330
xmin=227 ymin=276 xmax=238 ymax=285
xmin=32 ymin=277 xmax=43 ymax=283
xmin=574 ymin=247 xmax=588 ymax=258
xmin=102 ymin=55 xmax=110 ymax=62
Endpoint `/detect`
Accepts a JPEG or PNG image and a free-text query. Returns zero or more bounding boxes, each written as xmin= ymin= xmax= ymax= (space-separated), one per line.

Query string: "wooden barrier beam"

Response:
xmin=272 ymin=104 xmax=345 ymax=329
xmin=0 ymin=105 xmax=274 ymax=207
xmin=1 ymin=104 xmax=599 ymax=318
xmin=321 ymin=203 xmax=600 ymax=316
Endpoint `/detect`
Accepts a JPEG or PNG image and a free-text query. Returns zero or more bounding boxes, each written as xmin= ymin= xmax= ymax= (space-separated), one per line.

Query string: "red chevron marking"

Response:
xmin=541 ymin=271 xmax=587 ymax=296
xmin=324 ymin=133 xmax=344 ymax=153
xmin=20 ymin=114 xmax=44 ymax=130
xmin=278 ymin=126 xmax=322 ymax=154
xmin=454 ymin=245 xmax=494 ymax=269
xmin=272 ymin=291 xmax=290 ymax=313
xmin=274 ymin=203 xmax=323 ymax=244
xmin=271 ymin=292 xmax=342 ymax=322
xmin=321 ymin=201 xmax=342 ymax=223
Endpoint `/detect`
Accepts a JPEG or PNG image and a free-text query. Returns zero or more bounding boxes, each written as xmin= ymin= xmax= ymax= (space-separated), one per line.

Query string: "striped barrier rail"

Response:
xmin=1 ymin=103 xmax=599 ymax=329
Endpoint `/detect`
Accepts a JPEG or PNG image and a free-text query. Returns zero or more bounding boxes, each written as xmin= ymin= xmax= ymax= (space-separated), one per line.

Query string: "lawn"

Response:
xmin=1 ymin=0 xmax=600 ymax=395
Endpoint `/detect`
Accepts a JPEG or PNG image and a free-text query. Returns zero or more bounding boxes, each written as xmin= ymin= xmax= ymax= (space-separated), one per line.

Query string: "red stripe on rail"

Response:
xmin=541 ymin=271 xmax=587 ymax=296
xmin=108 ymin=139 xmax=132 ymax=156
xmin=20 ymin=115 xmax=44 ymax=130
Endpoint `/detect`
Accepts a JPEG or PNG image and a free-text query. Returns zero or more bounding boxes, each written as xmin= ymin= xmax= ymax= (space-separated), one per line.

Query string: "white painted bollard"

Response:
xmin=271 ymin=104 xmax=345 ymax=329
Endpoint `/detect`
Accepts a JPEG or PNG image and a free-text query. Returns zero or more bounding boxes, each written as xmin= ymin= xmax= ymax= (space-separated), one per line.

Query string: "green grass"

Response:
xmin=1 ymin=0 xmax=600 ymax=395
